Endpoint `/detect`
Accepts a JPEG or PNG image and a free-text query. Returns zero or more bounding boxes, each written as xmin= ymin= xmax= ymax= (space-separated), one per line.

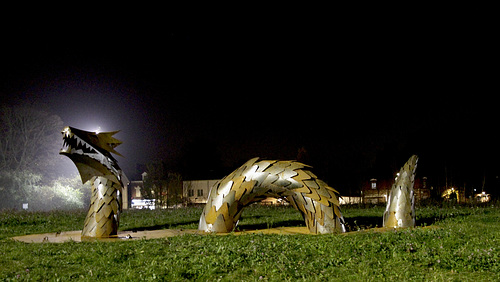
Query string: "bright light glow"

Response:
xmin=475 ymin=192 xmax=491 ymax=203
xmin=442 ymin=187 xmax=461 ymax=202
xmin=95 ymin=126 xmax=101 ymax=134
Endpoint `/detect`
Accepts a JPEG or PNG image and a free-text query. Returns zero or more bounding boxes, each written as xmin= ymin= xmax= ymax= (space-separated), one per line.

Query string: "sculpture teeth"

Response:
xmin=61 ymin=127 xmax=122 ymax=184
xmin=75 ymin=136 xmax=83 ymax=147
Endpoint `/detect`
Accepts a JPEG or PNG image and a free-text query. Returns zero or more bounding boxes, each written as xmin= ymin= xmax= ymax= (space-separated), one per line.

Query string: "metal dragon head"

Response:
xmin=60 ymin=126 xmax=127 ymax=186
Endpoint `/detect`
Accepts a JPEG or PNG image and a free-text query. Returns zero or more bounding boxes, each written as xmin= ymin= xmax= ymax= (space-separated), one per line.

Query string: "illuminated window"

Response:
xmin=370 ymin=179 xmax=377 ymax=189
xmin=134 ymin=186 xmax=142 ymax=197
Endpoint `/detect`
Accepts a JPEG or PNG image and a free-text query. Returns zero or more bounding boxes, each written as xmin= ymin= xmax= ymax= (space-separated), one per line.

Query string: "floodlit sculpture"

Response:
xmin=383 ymin=155 xmax=418 ymax=228
xmin=199 ymin=158 xmax=345 ymax=234
xmin=60 ymin=126 xmax=128 ymax=238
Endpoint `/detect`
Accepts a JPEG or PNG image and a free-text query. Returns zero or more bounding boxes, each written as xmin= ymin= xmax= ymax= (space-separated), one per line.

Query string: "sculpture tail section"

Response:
xmin=81 ymin=177 xmax=122 ymax=238
xmin=383 ymin=155 xmax=418 ymax=228
xmin=199 ymin=158 xmax=345 ymax=234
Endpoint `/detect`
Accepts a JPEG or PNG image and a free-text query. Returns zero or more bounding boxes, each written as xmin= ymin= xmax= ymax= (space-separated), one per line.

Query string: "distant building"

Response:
xmin=183 ymin=179 xmax=219 ymax=204
xmin=361 ymin=176 xmax=430 ymax=204
xmin=126 ymin=174 xmax=217 ymax=208
xmin=182 ymin=179 xmax=359 ymax=206
xmin=361 ymin=178 xmax=390 ymax=204
xmin=130 ymin=175 xmax=415 ymax=208
xmin=260 ymin=197 xmax=289 ymax=206
xmin=415 ymin=177 xmax=431 ymax=201
xmin=127 ymin=172 xmax=155 ymax=209
xmin=339 ymin=196 xmax=362 ymax=205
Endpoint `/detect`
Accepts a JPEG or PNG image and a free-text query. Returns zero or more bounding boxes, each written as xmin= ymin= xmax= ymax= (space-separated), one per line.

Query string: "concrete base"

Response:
xmin=12 ymin=229 xmax=198 ymax=243
xmin=11 ymin=227 xmax=313 ymax=243
xmin=11 ymin=226 xmax=439 ymax=243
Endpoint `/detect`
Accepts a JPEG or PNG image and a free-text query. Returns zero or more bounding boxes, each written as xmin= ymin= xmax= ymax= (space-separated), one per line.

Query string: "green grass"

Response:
xmin=1 ymin=204 xmax=499 ymax=280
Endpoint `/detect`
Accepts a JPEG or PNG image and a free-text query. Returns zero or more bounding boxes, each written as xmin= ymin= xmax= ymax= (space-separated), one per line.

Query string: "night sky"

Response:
xmin=1 ymin=13 xmax=497 ymax=196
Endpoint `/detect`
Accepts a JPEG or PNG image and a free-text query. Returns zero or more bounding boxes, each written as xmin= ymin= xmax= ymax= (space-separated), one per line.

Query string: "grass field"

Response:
xmin=1 ymin=203 xmax=499 ymax=281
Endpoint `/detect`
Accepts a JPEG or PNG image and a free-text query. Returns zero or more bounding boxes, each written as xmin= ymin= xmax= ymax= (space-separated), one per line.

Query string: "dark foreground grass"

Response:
xmin=1 ymin=204 xmax=499 ymax=281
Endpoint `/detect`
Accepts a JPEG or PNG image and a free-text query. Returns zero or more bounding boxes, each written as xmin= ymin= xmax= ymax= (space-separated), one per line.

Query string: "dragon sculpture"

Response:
xmin=199 ymin=158 xmax=345 ymax=234
xmin=383 ymin=155 xmax=418 ymax=228
xmin=60 ymin=126 xmax=128 ymax=238
xmin=58 ymin=123 xmax=415 ymax=237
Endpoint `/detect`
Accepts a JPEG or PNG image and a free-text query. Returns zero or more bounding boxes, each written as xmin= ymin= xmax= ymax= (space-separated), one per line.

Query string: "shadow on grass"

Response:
xmin=121 ymin=207 xmax=472 ymax=233
xmin=237 ymin=216 xmax=386 ymax=232
xmin=343 ymin=216 xmax=382 ymax=232
xmin=237 ymin=212 xmax=467 ymax=232
xmin=237 ymin=219 xmax=306 ymax=231
xmin=416 ymin=211 xmax=469 ymax=227
xmin=122 ymin=220 xmax=200 ymax=232
xmin=343 ymin=211 xmax=471 ymax=231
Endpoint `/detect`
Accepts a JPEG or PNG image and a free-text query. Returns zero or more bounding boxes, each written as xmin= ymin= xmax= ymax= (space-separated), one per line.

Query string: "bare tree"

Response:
xmin=142 ymin=162 xmax=183 ymax=209
xmin=0 ymin=106 xmax=63 ymax=175
xmin=0 ymin=105 xmax=66 ymax=209
xmin=142 ymin=162 xmax=169 ymax=208
xmin=167 ymin=172 xmax=183 ymax=208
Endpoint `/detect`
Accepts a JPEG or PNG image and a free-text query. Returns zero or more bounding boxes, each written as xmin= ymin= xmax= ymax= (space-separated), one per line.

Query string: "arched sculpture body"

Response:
xmin=383 ymin=155 xmax=418 ymax=228
xmin=60 ymin=126 xmax=128 ymax=238
xmin=199 ymin=158 xmax=345 ymax=234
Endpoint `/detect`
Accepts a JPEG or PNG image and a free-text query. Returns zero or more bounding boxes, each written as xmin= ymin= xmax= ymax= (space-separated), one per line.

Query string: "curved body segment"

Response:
xmin=199 ymin=158 xmax=345 ymax=234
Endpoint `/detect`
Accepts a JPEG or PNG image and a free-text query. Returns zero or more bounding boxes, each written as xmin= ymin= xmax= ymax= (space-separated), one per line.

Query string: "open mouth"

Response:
xmin=60 ymin=128 xmax=119 ymax=177
xmin=61 ymin=131 xmax=98 ymax=155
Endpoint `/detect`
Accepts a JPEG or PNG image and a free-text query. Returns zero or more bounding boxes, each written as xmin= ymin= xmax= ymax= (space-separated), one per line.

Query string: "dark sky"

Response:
xmin=1 ymin=12 xmax=497 ymax=195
